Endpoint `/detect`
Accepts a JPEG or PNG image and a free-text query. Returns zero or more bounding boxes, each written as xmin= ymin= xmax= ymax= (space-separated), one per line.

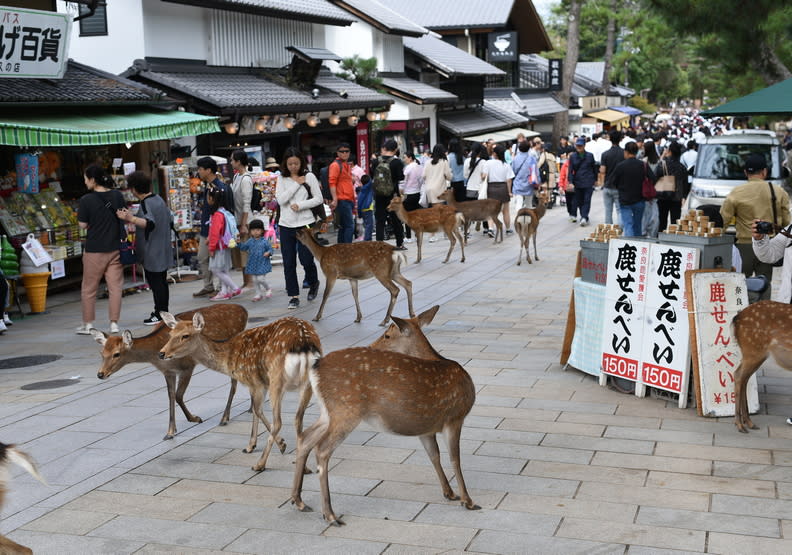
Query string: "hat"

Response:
xmin=744 ymin=153 xmax=767 ymax=173
xmin=575 ymin=137 xmax=586 ymax=146
xmin=248 ymin=219 xmax=265 ymax=230
xmin=264 ymin=157 xmax=278 ymax=169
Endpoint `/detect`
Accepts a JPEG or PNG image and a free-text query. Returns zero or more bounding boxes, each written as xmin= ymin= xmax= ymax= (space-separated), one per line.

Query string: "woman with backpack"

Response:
xmin=206 ymin=187 xmax=241 ymax=301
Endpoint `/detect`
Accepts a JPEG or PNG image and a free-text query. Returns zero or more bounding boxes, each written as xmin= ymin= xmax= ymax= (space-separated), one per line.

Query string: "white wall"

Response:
xmin=388 ymin=99 xmax=437 ymax=146
xmin=142 ymin=0 xmax=207 ymax=62
xmin=324 ymin=21 xmax=374 ymax=72
xmin=59 ymin=0 xmax=145 ymax=74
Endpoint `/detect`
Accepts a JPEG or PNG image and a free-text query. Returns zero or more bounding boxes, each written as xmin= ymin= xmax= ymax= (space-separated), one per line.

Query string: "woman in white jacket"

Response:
xmin=422 ymin=145 xmax=452 ymax=206
xmin=275 ymin=147 xmax=324 ymax=310
xmin=752 ymin=220 xmax=792 ymax=303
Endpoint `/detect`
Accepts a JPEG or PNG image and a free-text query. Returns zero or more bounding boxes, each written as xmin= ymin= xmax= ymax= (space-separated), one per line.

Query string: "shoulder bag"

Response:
xmin=100 ymin=192 xmax=136 ymax=265
xmin=302 ymin=176 xmax=328 ymax=223
xmin=642 ymin=162 xmax=657 ymax=200
xmin=655 ymin=160 xmax=676 ymax=194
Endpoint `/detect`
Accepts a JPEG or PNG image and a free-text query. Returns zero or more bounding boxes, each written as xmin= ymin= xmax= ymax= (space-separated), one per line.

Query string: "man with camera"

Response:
xmin=721 ymin=153 xmax=790 ymax=300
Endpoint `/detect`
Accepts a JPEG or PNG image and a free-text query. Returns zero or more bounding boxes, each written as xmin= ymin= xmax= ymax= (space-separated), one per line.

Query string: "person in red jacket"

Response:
xmin=558 ymin=152 xmax=575 ymax=220
xmin=207 ymin=188 xmax=241 ymax=301
xmin=328 ymin=142 xmax=355 ymax=243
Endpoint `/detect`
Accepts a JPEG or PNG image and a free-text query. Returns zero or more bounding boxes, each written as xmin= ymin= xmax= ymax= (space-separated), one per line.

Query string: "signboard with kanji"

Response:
xmin=599 ymin=239 xmax=700 ymax=408
xmin=0 ymin=6 xmax=71 ymax=79
xmin=686 ymin=270 xmax=759 ymax=417
xmin=548 ymin=59 xmax=562 ymax=91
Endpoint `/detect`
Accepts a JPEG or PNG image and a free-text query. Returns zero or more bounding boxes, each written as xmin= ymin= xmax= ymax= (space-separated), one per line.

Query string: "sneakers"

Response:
xmin=307 ymin=282 xmax=320 ymax=301
xmin=288 ymin=297 xmax=300 ymax=309
xmin=506 ymin=229 xmax=514 ymax=235
xmin=251 ymin=295 xmax=263 ymax=302
xmin=302 ymin=280 xmax=310 ymax=289
xmin=580 ymin=219 xmax=589 ymax=227
xmin=404 ymin=238 xmax=414 ymax=243
xmin=394 ymin=245 xmax=408 ymax=251
xmin=569 ymin=216 xmax=577 ymax=223
xmin=76 ymin=323 xmax=95 ymax=335
xmin=210 ymin=292 xmax=232 ymax=301
xmin=786 ymin=417 xmax=792 ymax=426
xmin=484 ymin=230 xmax=495 ymax=238
xmin=109 ymin=322 xmax=120 ymax=334
xmin=230 ymin=288 xmax=242 ymax=298
xmin=0 ymin=321 xmax=6 ymax=334
xmin=143 ymin=313 xmax=161 ymax=326
xmin=265 ymin=289 xmax=272 ymax=299
xmin=2 ymin=313 xmax=11 ymax=326
xmin=429 ymin=236 xmax=437 ymax=243
xmin=193 ymin=286 xmax=215 ymax=298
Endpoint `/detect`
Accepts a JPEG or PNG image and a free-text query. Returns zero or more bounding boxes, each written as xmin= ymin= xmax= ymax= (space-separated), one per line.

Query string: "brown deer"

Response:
xmin=291 ymin=305 xmax=479 ymax=526
xmin=295 ymin=229 xmax=415 ymax=326
xmin=159 ymin=313 xmax=321 ymax=471
xmin=732 ymin=300 xmax=792 ymax=433
xmin=91 ymin=304 xmax=248 ymax=440
xmin=438 ymin=189 xmax=504 ymax=244
xmin=514 ymin=191 xmax=549 ymax=265
xmin=0 ymin=442 xmax=46 ymax=555
xmin=387 ymin=196 xmax=465 ymax=264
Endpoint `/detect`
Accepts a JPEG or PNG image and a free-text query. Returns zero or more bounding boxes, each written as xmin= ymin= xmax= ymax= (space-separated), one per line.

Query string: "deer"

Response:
xmin=295 ymin=228 xmax=415 ymax=326
xmin=514 ymin=190 xmax=549 ymax=265
xmin=159 ymin=313 xmax=321 ymax=471
xmin=91 ymin=303 xmax=248 ymax=441
xmin=291 ymin=305 xmax=479 ymax=526
xmin=0 ymin=442 xmax=47 ymax=555
xmin=437 ymin=189 xmax=504 ymax=244
xmin=387 ymin=195 xmax=465 ymax=264
xmin=732 ymin=300 xmax=792 ymax=433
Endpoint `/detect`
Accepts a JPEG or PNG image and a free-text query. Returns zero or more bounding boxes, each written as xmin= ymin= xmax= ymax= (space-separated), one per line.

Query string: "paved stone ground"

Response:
xmin=1 ymin=191 xmax=792 ymax=554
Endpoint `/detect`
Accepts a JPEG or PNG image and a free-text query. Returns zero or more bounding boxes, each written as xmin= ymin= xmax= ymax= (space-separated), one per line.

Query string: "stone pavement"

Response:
xmin=1 ymin=192 xmax=792 ymax=554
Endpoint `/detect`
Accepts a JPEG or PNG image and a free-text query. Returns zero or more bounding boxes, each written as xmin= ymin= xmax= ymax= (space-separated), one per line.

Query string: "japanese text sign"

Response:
xmin=0 ymin=7 xmax=71 ymax=79
xmin=15 ymin=153 xmax=38 ymax=193
xmin=686 ymin=270 xmax=759 ymax=417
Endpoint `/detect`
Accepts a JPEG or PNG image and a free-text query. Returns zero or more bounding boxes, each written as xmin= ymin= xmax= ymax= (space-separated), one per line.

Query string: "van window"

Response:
xmin=695 ymin=144 xmax=784 ymax=180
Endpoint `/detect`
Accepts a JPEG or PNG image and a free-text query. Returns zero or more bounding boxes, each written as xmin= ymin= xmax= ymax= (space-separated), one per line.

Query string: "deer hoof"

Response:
xmin=243 ymin=446 xmax=256 ymax=454
xmin=444 ymin=492 xmax=460 ymax=501
xmin=251 ymin=463 xmax=266 ymax=472
xmin=189 ymin=416 xmax=203 ymax=423
xmin=219 ymin=420 xmax=229 ymax=426
xmin=278 ymin=439 xmax=287 ymax=453
xmin=163 ymin=433 xmax=174 ymax=441
xmin=325 ymin=515 xmax=345 ymax=526
xmin=463 ymin=501 xmax=481 ymax=510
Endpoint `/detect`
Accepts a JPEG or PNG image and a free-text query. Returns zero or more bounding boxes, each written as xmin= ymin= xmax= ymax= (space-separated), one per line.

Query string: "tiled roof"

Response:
xmin=162 ymin=0 xmax=355 ymax=25
xmin=124 ymin=61 xmax=391 ymax=114
xmin=438 ymin=103 xmax=529 ymax=136
xmin=485 ymin=93 xmax=566 ymax=117
xmin=0 ymin=61 xmax=168 ymax=106
xmin=330 ymin=0 xmax=427 ymax=36
xmin=404 ymin=35 xmax=506 ymax=77
xmin=380 ymin=76 xmax=458 ymax=104
xmin=287 ymin=46 xmax=342 ymax=62
xmin=389 ymin=0 xmax=515 ymax=29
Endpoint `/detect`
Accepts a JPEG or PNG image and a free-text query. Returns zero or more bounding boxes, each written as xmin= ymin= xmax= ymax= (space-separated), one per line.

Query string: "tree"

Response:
xmin=601 ymin=0 xmax=618 ymax=91
xmin=335 ymin=55 xmax=382 ymax=90
xmin=553 ymin=0 xmax=585 ymax=146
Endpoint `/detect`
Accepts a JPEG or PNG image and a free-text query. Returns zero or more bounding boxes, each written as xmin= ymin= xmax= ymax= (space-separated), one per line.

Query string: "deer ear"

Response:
xmin=391 ymin=316 xmax=411 ymax=334
xmin=160 ymin=312 xmax=178 ymax=328
xmin=193 ymin=312 xmax=205 ymax=331
xmin=122 ymin=330 xmax=134 ymax=348
xmin=90 ymin=329 xmax=107 ymax=345
xmin=417 ymin=305 xmax=440 ymax=327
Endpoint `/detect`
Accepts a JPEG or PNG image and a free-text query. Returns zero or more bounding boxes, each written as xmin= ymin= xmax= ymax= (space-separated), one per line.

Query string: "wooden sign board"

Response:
xmin=600 ymin=239 xmax=699 ymax=408
xmin=686 ymin=270 xmax=759 ymax=417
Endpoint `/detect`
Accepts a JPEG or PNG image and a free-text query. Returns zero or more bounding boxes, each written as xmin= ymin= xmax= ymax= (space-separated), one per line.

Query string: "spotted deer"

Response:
xmin=159 ymin=313 xmax=321 ymax=471
xmin=295 ymin=228 xmax=415 ymax=326
xmin=514 ymin=191 xmax=549 ymax=265
xmin=438 ymin=189 xmax=504 ymax=244
xmin=291 ymin=305 xmax=478 ymax=526
xmin=0 ymin=442 xmax=46 ymax=555
xmin=387 ymin=195 xmax=465 ymax=264
xmin=732 ymin=300 xmax=792 ymax=432
xmin=91 ymin=304 xmax=248 ymax=440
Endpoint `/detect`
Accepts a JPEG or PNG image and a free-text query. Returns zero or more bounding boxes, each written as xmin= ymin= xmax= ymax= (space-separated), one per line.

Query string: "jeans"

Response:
xmin=573 ymin=187 xmax=593 ymax=220
xmin=279 ymin=226 xmax=318 ymax=297
xmin=335 ymin=199 xmax=354 ymax=244
xmin=619 ymin=201 xmax=646 ymax=237
xmin=603 ymin=187 xmax=621 ymax=225
xmin=145 ymin=269 xmax=169 ymax=316
xmin=361 ymin=210 xmax=373 ymax=240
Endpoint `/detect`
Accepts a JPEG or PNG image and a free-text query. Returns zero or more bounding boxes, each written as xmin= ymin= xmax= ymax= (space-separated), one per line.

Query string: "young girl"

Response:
xmin=239 ymin=219 xmax=273 ymax=301
xmin=207 ymin=188 xmax=241 ymax=301
xmin=356 ymin=174 xmax=374 ymax=241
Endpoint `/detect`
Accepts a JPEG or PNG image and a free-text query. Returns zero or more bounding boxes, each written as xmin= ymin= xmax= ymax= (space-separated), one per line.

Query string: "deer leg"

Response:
xmin=291 ymin=418 xmax=329 ymax=512
xmin=515 ymin=223 xmax=523 ymax=265
xmin=315 ymin=426 xmax=350 ymax=526
xmin=526 ymin=233 xmax=533 ymax=264
xmin=455 ymin=227 xmax=465 ymax=263
xmin=734 ymin=356 xmax=765 ymax=432
xmin=0 ymin=534 xmax=32 ymax=555
xmin=494 ymin=217 xmax=503 ymax=243
xmin=392 ymin=273 xmax=415 ymax=318
xmin=415 ymin=232 xmax=423 ymax=263
xmin=174 ymin=367 xmax=203 ymax=424
xmin=532 ymin=229 xmax=539 ymax=262
xmin=219 ymin=378 xmax=238 ymax=426
xmin=378 ymin=278 xmax=401 ymax=327
xmin=253 ymin=384 xmax=285 ymax=471
xmin=445 ymin=421 xmax=479 ymax=510
xmin=163 ymin=372 xmax=178 ymax=440
xmin=244 ymin=387 xmax=270 ymax=454
xmin=349 ymin=280 xmax=363 ymax=323
xmin=463 ymin=220 xmax=471 ymax=245
xmin=313 ymin=274 xmax=337 ymax=322
xmin=419 ymin=434 xmax=457 ymax=501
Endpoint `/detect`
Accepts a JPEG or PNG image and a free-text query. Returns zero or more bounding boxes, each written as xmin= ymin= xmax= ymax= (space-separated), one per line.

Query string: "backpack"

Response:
xmin=319 ymin=160 xmax=341 ymax=201
xmin=217 ymin=207 xmax=238 ymax=248
xmin=372 ymin=156 xmax=394 ymax=197
xmin=539 ymin=160 xmax=549 ymax=184
xmin=250 ymin=185 xmax=263 ymax=213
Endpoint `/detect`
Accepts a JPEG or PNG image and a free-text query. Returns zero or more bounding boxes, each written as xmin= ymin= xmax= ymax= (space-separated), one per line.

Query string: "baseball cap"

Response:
xmin=575 ymin=137 xmax=586 ymax=146
xmin=744 ymin=153 xmax=767 ymax=173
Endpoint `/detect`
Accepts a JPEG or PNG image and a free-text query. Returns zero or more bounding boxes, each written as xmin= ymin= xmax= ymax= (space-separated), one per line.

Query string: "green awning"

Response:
xmin=0 ymin=110 xmax=220 ymax=147
xmin=702 ymin=78 xmax=792 ymax=116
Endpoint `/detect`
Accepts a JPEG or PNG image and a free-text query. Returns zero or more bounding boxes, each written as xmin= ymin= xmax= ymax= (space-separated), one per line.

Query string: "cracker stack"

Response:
xmin=582 ymin=223 xmax=623 ymax=243
xmin=666 ymin=209 xmax=723 ymax=237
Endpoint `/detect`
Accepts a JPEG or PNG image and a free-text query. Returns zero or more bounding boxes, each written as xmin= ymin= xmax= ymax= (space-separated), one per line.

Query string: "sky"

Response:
xmin=533 ymin=0 xmax=558 ymax=20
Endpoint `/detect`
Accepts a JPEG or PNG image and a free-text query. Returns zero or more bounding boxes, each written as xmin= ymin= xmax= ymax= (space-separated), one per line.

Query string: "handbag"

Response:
xmin=655 ymin=160 xmax=676 ymax=193
xmin=642 ymin=162 xmax=656 ymax=200
xmin=301 ymin=182 xmax=328 ymax=223
xmin=101 ymin=194 xmax=137 ymax=265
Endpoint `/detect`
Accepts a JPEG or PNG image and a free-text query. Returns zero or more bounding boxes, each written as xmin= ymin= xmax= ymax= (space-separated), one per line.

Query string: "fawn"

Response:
xmin=514 ymin=191 xmax=549 ymax=265
xmin=91 ymin=304 xmax=248 ymax=440
xmin=295 ymin=228 xmax=415 ymax=326
xmin=732 ymin=300 xmax=792 ymax=433
xmin=159 ymin=313 xmax=321 ymax=471
xmin=438 ymin=189 xmax=504 ymax=244
xmin=291 ymin=305 xmax=478 ymax=526
xmin=0 ymin=442 xmax=46 ymax=555
xmin=387 ymin=195 xmax=465 ymax=263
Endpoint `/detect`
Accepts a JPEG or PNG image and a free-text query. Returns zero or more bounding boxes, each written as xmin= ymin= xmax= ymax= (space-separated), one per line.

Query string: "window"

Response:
xmin=79 ymin=4 xmax=108 ymax=37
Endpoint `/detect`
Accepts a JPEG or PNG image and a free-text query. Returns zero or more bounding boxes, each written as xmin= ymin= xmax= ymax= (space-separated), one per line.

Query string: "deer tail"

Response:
xmin=392 ymin=250 xmax=407 ymax=268
xmin=455 ymin=213 xmax=465 ymax=226
xmin=0 ymin=443 xmax=46 ymax=486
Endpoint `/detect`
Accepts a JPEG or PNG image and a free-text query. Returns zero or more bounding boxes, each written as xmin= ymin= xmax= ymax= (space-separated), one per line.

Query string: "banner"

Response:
xmin=0 ymin=7 xmax=71 ymax=79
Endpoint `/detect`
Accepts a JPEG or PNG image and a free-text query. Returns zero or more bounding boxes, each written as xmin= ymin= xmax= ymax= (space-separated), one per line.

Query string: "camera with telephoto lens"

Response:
xmin=756 ymin=221 xmax=775 ymax=235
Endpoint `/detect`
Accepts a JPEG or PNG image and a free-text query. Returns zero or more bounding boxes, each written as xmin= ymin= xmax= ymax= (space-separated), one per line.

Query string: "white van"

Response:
xmin=686 ymin=130 xmax=787 ymax=210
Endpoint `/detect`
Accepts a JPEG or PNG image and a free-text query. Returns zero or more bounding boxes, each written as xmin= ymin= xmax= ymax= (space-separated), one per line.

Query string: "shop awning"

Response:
xmin=587 ymin=108 xmax=630 ymax=123
xmin=464 ymin=127 xmax=539 ymax=144
xmin=439 ymin=104 xmax=530 ymax=137
xmin=702 ymin=77 xmax=792 ymax=116
xmin=610 ymin=105 xmax=642 ymax=116
xmin=0 ymin=110 xmax=220 ymax=147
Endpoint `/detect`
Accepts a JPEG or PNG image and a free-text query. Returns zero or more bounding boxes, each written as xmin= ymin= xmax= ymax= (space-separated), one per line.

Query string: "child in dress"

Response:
xmin=207 ymin=188 xmax=241 ymax=301
xmin=239 ymin=219 xmax=273 ymax=301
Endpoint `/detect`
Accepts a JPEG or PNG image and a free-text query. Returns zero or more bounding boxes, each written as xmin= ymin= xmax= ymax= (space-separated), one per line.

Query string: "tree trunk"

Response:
xmin=553 ymin=0 xmax=584 ymax=148
xmin=758 ymin=41 xmax=792 ymax=85
xmin=601 ymin=0 xmax=618 ymax=92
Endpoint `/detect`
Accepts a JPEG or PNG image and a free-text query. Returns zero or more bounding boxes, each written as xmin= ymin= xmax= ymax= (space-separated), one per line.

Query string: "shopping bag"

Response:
xmin=21 ymin=234 xmax=53 ymax=267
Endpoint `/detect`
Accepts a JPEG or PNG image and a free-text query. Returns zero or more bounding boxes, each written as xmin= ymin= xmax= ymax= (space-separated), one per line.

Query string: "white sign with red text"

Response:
xmin=0 ymin=7 xmax=71 ymax=79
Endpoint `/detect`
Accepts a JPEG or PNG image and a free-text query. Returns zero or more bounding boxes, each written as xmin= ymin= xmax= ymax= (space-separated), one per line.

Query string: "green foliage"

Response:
xmin=629 ymin=95 xmax=656 ymax=114
xmin=335 ymin=55 xmax=382 ymax=90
